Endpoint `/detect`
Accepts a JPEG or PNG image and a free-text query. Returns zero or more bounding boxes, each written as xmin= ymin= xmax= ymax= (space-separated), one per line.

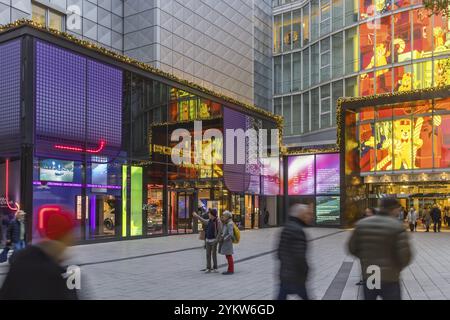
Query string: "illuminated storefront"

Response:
xmin=0 ymin=22 xmax=282 ymax=243
xmin=341 ymin=86 xmax=450 ymax=225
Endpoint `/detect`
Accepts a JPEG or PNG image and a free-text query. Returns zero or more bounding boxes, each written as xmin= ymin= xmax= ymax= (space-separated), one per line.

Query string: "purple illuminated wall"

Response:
xmin=223 ymin=107 xmax=249 ymax=193
xmin=0 ymin=39 xmax=21 ymax=157
xmin=35 ymin=40 xmax=123 ymax=160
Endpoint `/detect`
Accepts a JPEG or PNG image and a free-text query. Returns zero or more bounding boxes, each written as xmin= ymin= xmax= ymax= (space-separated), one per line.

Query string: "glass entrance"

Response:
xmin=244 ymin=195 xmax=259 ymax=229
xmin=169 ymin=190 xmax=194 ymax=234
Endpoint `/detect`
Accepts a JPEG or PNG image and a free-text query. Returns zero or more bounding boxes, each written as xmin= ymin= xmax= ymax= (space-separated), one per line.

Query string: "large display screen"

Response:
xmin=261 ymin=157 xmax=281 ymax=196
xmin=316 ymin=196 xmax=340 ymax=225
xmin=39 ymin=159 xmax=74 ymax=182
xmin=316 ymin=153 xmax=340 ymax=194
xmin=288 ymin=155 xmax=315 ymax=195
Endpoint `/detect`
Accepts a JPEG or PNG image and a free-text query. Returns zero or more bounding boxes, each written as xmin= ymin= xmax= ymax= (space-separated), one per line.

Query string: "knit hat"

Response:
xmin=380 ymin=197 xmax=401 ymax=211
xmin=38 ymin=206 xmax=75 ymax=240
xmin=209 ymin=208 xmax=218 ymax=217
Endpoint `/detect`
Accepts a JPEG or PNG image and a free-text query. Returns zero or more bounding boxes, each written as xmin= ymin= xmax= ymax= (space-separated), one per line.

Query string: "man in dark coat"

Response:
xmin=277 ymin=204 xmax=314 ymax=300
xmin=0 ymin=207 xmax=77 ymax=300
xmin=430 ymin=205 xmax=442 ymax=233
xmin=6 ymin=210 xmax=26 ymax=252
xmin=348 ymin=197 xmax=412 ymax=300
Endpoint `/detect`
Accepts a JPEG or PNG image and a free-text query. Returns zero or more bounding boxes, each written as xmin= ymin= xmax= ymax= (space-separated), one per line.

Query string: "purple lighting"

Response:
xmin=33 ymin=181 xmax=121 ymax=190
xmin=90 ymin=195 xmax=96 ymax=234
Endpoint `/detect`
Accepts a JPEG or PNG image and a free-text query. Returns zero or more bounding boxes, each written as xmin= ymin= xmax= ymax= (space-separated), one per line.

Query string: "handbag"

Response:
xmin=199 ymin=230 xmax=205 ymax=241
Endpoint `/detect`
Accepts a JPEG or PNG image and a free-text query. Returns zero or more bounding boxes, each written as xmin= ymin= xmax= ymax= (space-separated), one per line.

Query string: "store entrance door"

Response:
xmin=244 ymin=195 xmax=259 ymax=229
xmin=169 ymin=190 xmax=194 ymax=234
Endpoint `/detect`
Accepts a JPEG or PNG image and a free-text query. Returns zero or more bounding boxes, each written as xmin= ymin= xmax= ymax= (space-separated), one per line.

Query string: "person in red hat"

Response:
xmin=0 ymin=206 xmax=78 ymax=300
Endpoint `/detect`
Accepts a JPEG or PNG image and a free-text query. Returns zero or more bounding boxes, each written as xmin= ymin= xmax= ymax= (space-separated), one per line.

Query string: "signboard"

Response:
xmin=288 ymin=155 xmax=315 ymax=195
xmin=316 ymin=153 xmax=340 ymax=194
xmin=316 ymin=196 xmax=340 ymax=225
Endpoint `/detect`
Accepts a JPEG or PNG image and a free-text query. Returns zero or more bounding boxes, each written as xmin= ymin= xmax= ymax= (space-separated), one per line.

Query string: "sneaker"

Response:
xmin=222 ymin=271 xmax=234 ymax=275
xmin=200 ymin=268 xmax=208 ymax=272
xmin=212 ymin=269 xmax=219 ymax=273
xmin=204 ymin=269 xmax=211 ymax=273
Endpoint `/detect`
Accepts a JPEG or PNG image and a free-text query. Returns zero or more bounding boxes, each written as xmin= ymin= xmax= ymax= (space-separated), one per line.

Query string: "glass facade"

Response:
xmin=273 ymin=0 xmax=450 ymax=140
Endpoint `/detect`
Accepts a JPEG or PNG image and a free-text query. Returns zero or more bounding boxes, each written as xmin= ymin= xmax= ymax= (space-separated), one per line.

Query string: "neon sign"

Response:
xmin=54 ymin=140 xmax=106 ymax=154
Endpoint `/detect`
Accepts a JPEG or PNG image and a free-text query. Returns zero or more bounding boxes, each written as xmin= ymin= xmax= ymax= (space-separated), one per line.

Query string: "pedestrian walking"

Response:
xmin=219 ymin=210 xmax=235 ymax=275
xmin=0 ymin=207 xmax=77 ymax=300
xmin=348 ymin=197 xmax=412 ymax=300
xmin=277 ymin=204 xmax=314 ymax=300
xmin=423 ymin=207 xmax=431 ymax=232
xmin=6 ymin=210 xmax=27 ymax=254
xmin=0 ymin=210 xmax=12 ymax=247
xmin=356 ymin=207 xmax=376 ymax=286
xmin=406 ymin=207 xmax=417 ymax=232
xmin=431 ymin=205 xmax=442 ymax=233
xmin=192 ymin=208 xmax=222 ymax=273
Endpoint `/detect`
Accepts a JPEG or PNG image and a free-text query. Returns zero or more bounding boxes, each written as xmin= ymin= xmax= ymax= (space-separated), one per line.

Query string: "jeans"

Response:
xmin=363 ymin=281 xmax=401 ymax=300
xmin=277 ymin=283 xmax=309 ymax=300
xmin=433 ymin=221 xmax=441 ymax=232
xmin=205 ymin=241 xmax=218 ymax=270
xmin=13 ymin=240 xmax=26 ymax=251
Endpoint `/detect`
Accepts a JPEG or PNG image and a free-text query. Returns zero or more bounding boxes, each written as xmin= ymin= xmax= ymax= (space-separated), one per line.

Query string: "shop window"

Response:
xmin=292 ymin=9 xmax=302 ymax=50
xmin=360 ymin=23 xmax=375 ymax=71
xmin=359 ymin=72 xmax=374 ymax=96
xmin=303 ymin=92 xmax=310 ymax=133
xmin=375 ymin=68 xmax=392 ymax=94
xmin=302 ymin=48 xmax=310 ymax=89
xmin=274 ymin=56 xmax=282 ymax=94
xmin=359 ymin=106 xmax=375 ymax=121
xmin=320 ymin=38 xmax=331 ymax=82
xmin=273 ymin=15 xmax=282 ymax=53
xmin=412 ymin=9 xmax=433 ymax=59
xmin=293 ymin=94 xmax=302 ymax=134
xmin=393 ymin=64 xmax=413 ymax=92
xmin=345 ymin=27 xmax=359 ymax=74
xmin=375 ymin=120 xmax=392 ymax=171
xmin=32 ymin=2 xmax=65 ymax=31
xmin=359 ymin=121 xmax=376 ymax=172
xmin=375 ymin=16 xmax=392 ymax=68
xmin=303 ymin=5 xmax=310 ymax=46
xmin=311 ymin=0 xmax=320 ymax=41
xmin=332 ymin=32 xmax=344 ymax=78
xmin=433 ymin=113 xmax=450 ymax=168
xmin=394 ymin=0 xmax=412 ymax=8
xmin=311 ymin=88 xmax=320 ymax=131
xmin=293 ymin=52 xmax=301 ymax=91
xmin=311 ymin=43 xmax=320 ymax=85
xmin=377 ymin=105 xmax=393 ymax=120
xmin=433 ymin=13 xmax=450 ymax=56
xmin=283 ymin=54 xmax=291 ymax=93
xmin=434 ymin=58 xmax=450 ymax=87
xmin=413 ymin=61 xmax=433 ymax=89
xmin=331 ymin=80 xmax=343 ymax=126
xmin=283 ymin=97 xmax=292 ymax=135
xmin=320 ymin=84 xmax=331 ymax=129
xmin=345 ymin=0 xmax=358 ymax=26
xmin=332 ymin=0 xmax=344 ymax=30
xmin=345 ymin=76 xmax=358 ymax=97
xmin=393 ymin=11 xmax=411 ymax=63
xmin=320 ymin=0 xmax=331 ymax=36
xmin=359 ymin=0 xmax=373 ymax=20
xmin=283 ymin=12 xmax=293 ymax=52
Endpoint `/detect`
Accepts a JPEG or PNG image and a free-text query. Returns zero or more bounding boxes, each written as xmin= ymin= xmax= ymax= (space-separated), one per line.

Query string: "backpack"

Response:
xmin=232 ymin=223 xmax=240 ymax=244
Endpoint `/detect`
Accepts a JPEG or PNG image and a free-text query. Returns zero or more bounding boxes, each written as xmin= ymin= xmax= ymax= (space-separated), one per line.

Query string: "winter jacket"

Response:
xmin=196 ymin=216 xmax=222 ymax=243
xmin=0 ymin=245 xmax=78 ymax=300
xmin=431 ymin=208 xmax=442 ymax=222
xmin=277 ymin=216 xmax=309 ymax=285
xmin=219 ymin=220 xmax=234 ymax=255
xmin=348 ymin=214 xmax=412 ymax=283
xmin=7 ymin=219 xmax=25 ymax=244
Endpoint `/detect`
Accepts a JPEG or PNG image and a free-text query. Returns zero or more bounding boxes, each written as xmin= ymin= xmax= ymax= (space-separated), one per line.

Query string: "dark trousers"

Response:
xmin=363 ymin=281 xmax=401 ymax=300
xmin=278 ymin=283 xmax=308 ymax=300
xmin=433 ymin=221 xmax=441 ymax=232
xmin=205 ymin=241 xmax=218 ymax=270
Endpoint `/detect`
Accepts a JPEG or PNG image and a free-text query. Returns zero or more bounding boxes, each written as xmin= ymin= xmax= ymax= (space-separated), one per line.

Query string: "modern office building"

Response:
xmin=0 ymin=0 xmax=273 ymax=110
xmin=273 ymin=0 xmax=450 ymax=147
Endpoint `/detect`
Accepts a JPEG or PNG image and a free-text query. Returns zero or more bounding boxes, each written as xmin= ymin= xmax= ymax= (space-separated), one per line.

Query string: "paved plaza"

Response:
xmin=1 ymin=227 xmax=450 ymax=300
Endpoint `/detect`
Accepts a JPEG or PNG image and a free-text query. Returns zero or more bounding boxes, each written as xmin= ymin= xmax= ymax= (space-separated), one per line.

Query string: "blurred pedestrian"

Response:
xmin=431 ymin=204 xmax=442 ymax=233
xmin=0 ymin=208 xmax=77 ymax=300
xmin=219 ymin=210 xmax=235 ymax=275
xmin=6 ymin=210 xmax=27 ymax=254
xmin=263 ymin=208 xmax=270 ymax=227
xmin=0 ymin=210 xmax=12 ymax=247
xmin=356 ymin=207 xmax=376 ymax=285
xmin=444 ymin=207 xmax=450 ymax=226
xmin=348 ymin=197 xmax=412 ymax=300
xmin=277 ymin=204 xmax=314 ymax=300
xmin=423 ymin=207 xmax=431 ymax=232
xmin=193 ymin=208 xmax=222 ymax=273
xmin=406 ymin=207 xmax=417 ymax=232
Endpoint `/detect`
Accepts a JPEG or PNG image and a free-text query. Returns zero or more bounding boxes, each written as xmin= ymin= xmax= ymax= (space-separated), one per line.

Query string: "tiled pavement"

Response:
xmin=0 ymin=227 xmax=449 ymax=300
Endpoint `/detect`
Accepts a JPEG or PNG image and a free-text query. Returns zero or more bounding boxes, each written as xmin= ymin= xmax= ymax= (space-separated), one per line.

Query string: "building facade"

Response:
xmin=273 ymin=0 xmax=450 ymax=147
xmin=0 ymin=22 xmax=282 ymax=243
xmin=0 ymin=0 xmax=273 ymax=110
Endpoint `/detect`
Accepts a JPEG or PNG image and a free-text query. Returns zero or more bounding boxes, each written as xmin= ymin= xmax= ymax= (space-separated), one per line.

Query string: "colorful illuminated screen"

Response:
xmin=39 ymin=159 xmax=74 ymax=182
xmin=316 ymin=154 xmax=340 ymax=194
xmin=316 ymin=196 xmax=340 ymax=225
xmin=288 ymin=155 xmax=315 ymax=195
